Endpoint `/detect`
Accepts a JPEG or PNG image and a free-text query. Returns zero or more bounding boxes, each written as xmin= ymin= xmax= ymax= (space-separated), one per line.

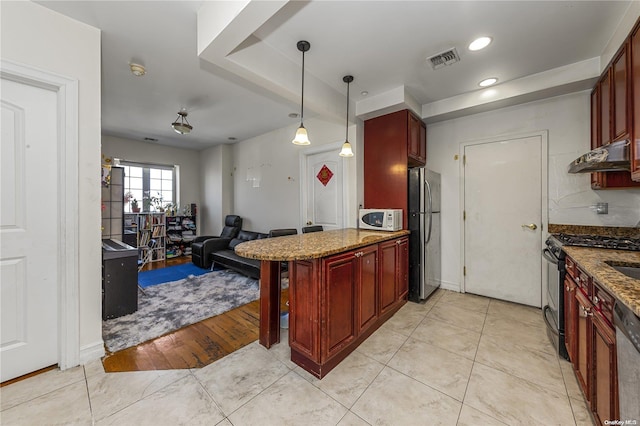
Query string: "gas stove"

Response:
xmin=550 ymin=233 xmax=640 ymax=251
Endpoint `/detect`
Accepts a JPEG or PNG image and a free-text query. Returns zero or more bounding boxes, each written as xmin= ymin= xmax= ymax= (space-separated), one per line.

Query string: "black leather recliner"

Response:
xmin=191 ymin=215 xmax=242 ymax=269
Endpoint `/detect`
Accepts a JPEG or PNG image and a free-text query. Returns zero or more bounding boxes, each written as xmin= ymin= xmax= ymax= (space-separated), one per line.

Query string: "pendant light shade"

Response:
xmin=171 ymin=109 xmax=192 ymax=134
xmin=339 ymin=75 xmax=354 ymax=157
xmin=292 ymin=40 xmax=311 ymax=145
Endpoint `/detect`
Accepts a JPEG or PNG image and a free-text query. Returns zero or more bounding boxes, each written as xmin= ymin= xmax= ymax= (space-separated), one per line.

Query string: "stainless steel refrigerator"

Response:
xmin=408 ymin=168 xmax=441 ymax=302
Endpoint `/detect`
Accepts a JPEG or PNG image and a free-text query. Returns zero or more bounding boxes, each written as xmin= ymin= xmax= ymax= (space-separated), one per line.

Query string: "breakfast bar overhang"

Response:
xmin=235 ymin=228 xmax=410 ymax=378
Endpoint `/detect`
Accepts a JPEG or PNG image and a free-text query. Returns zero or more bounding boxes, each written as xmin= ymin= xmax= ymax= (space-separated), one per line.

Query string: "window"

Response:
xmin=120 ymin=161 xmax=176 ymax=213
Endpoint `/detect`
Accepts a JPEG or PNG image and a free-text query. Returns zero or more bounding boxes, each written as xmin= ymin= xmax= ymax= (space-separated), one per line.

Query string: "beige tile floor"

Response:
xmin=0 ymin=289 xmax=596 ymax=425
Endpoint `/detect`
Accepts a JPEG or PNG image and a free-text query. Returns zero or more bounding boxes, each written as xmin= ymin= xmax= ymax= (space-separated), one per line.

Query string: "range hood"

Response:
xmin=568 ymin=139 xmax=631 ymax=173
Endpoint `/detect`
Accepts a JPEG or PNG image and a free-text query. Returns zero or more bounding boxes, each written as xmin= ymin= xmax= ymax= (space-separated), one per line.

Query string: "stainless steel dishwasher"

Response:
xmin=613 ymin=300 xmax=640 ymax=423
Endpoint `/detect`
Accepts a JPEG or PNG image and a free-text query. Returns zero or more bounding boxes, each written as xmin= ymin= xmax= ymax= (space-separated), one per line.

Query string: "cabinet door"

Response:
xmin=632 ymin=22 xmax=640 ymax=181
xmin=575 ymin=289 xmax=591 ymax=401
xmin=323 ymin=252 xmax=357 ymax=361
xmin=590 ymin=87 xmax=605 ymax=189
xmin=396 ymin=238 xmax=409 ymax=300
xmin=379 ymin=240 xmax=398 ymax=314
xmin=591 ymin=311 xmax=618 ymax=424
xmin=564 ymin=276 xmax=577 ymax=363
xmin=612 ymin=42 xmax=630 ymax=141
xmin=364 ymin=111 xmax=408 ymax=226
xmin=357 ymin=246 xmax=378 ymax=334
xmin=408 ymin=112 xmax=426 ymax=166
xmin=600 ymin=69 xmax=612 ymax=146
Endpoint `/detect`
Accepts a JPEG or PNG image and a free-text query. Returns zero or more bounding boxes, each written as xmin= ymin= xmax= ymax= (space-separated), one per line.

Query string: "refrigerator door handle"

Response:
xmin=425 ymin=179 xmax=433 ymax=244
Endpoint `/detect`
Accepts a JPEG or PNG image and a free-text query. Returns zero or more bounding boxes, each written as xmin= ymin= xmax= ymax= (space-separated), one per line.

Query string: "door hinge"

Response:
xmin=463 ymin=266 xmax=466 ymax=276
xmin=463 ymin=155 xmax=466 ymax=165
xmin=463 ymin=210 xmax=466 ymax=220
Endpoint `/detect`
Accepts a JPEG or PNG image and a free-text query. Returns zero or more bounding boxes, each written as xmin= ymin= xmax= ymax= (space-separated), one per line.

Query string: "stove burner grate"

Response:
xmin=553 ymin=233 xmax=640 ymax=251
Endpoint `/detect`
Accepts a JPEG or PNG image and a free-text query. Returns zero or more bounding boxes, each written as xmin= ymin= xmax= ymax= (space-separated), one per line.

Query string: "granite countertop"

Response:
xmin=235 ymin=228 xmax=410 ymax=261
xmin=562 ymin=246 xmax=640 ymax=317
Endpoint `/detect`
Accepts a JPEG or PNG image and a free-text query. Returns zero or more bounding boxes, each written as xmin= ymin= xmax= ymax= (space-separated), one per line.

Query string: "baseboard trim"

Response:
xmin=79 ymin=341 xmax=105 ymax=365
xmin=440 ymin=280 xmax=460 ymax=293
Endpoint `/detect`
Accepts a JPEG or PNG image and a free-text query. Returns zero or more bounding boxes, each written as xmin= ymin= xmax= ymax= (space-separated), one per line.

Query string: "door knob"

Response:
xmin=306 ymin=221 xmax=312 ymax=225
xmin=521 ymin=223 xmax=537 ymax=230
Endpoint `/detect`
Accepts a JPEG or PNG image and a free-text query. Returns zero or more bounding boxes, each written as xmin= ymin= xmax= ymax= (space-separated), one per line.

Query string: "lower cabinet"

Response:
xmin=592 ymin=308 xmax=618 ymax=425
xmin=290 ymin=236 xmax=408 ymax=378
xmin=564 ymin=255 xmax=619 ymax=425
xmin=564 ymin=277 xmax=577 ymax=363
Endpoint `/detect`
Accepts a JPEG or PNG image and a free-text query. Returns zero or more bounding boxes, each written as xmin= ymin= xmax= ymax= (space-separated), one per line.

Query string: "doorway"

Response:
xmin=461 ymin=132 xmax=547 ymax=307
xmin=1 ymin=60 xmax=79 ymax=382
xmin=299 ymin=143 xmax=349 ymax=231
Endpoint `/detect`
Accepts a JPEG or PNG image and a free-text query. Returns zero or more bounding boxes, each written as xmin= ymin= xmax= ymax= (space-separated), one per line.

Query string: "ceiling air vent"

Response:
xmin=427 ymin=48 xmax=460 ymax=70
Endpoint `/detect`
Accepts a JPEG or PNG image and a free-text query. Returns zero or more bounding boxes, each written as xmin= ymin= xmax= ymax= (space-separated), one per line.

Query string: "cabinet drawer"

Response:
xmin=576 ymin=268 xmax=591 ymax=295
xmin=592 ymin=281 xmax=615 ymax=326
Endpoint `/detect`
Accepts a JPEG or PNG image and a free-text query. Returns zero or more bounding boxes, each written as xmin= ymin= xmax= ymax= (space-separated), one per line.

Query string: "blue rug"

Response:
xmin=138 ymin=263 xmax=212 ymax=288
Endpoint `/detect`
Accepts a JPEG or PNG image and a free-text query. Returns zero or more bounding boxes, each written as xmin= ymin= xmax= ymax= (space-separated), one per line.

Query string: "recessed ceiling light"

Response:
xmin=143 ymin=137 xmax=158 ymax=142
xmin=228 ymin=137 xmax=237 ymax=141
xmin=479 ymin=77 xmax=498 ymax=87
xmin=469 ymin=37 xmax=492 ymax=51
xmin=361 ymin=91 xmax=369 ymax=96
xmin=288 ymin=112 xmax=299 ymax=119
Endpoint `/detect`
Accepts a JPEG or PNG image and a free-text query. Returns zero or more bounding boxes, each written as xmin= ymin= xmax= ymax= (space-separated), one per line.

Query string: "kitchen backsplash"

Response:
xmin=548 ymin=224 xmax=640 ymax=238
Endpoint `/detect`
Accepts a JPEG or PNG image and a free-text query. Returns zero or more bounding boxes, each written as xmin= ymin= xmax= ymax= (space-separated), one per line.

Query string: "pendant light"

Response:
xmin=171 ymin=108 xmax=192 ymax=134
xmin=292 ymin=40 xmax=311 ymax=145
xmin=339 ymin=75 xmax=354 ymax=157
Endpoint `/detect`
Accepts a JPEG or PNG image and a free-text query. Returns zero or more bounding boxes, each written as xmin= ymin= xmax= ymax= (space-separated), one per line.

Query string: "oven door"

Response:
xmin=542 ymin=247 xmax=568 ymax=360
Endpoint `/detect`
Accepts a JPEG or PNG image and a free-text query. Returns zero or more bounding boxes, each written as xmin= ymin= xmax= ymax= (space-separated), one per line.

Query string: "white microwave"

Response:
xmin=359 ymin=209 xmax=403 ymax=231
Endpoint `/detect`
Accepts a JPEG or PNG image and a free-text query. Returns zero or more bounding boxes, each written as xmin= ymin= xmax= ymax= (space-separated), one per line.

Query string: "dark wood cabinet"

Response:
xmin=408 ymin=112 xmax=427 ymax=166
xmin=575 ymin=288 xmax=591 ymax=399
xmin=591 ymin=307 xmax=618 ymax=425
xmin=600 ymin=69 xmax=612 ymax=147
xmin=564 ymin=255 xmax=619 ymax=425
xmin=379 ymin=237 xmax=409 ymax=315
xmin=564 ymin=276 xmax=577 ymax=363
xmin=590 ymin=18 xmax=640 ymax=188
xmin=632 ymin=21 xmax=640 ymax=181
xmin=324 ymin=252 xmax=358 ymax=360
xmin=364 ymin=109 xmax=426 ymax=227
xmin=289 ymin=236 xmax=408 ymax=378
xmin=356 ymin=245 xmax=378 ymax=334
xmin=612 ymin=42 xmax=630 ymax=141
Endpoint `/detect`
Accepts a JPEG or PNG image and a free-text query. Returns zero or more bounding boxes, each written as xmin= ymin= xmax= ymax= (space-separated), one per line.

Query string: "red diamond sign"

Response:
xmin=316 ymin=164 xmax=334 ymax=187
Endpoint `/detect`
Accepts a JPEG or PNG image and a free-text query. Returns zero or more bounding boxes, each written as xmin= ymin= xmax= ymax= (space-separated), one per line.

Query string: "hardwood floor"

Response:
xmin=102 ymin=257 xmax=287 ymax=372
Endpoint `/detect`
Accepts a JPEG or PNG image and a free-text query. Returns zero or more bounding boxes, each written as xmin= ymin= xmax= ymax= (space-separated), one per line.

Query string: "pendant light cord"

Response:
xmin=300 ymin=49 xmax=305 ymax=126
xmin=345 ymin=79 xmax=349 ymax=141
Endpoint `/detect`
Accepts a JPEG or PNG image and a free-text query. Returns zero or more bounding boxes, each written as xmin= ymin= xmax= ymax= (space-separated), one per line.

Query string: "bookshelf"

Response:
xmin=123 ymin=212 xmax=166 ymax=263
xmin=166 ymin=215 xmax=196 ymax=258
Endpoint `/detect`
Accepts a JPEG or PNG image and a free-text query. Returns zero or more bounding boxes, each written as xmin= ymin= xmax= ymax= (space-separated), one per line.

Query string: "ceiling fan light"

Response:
xmin=292 ymin=125 xmax=310 ymax=145
xmin=339 ymin=141 xmax=354 ymax=157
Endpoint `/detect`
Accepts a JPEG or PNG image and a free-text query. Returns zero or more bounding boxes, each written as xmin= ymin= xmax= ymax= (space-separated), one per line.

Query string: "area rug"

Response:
xmin=137 ymin=262 xmax=213 ymax=288
xmin=103 ymin=269 xmax=259 ymax=352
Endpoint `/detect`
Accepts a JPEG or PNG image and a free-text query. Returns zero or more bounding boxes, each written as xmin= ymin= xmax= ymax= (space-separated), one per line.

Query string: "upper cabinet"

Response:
xmin=407 ymin=112 xmax=427 ymax=166
xmin=632 ymin=20 xmax=640 ymax=181
xmin=590 ymin=17 xmax=640 ymax=187
xmin=364 ymin=109 xmax=427 ymax=228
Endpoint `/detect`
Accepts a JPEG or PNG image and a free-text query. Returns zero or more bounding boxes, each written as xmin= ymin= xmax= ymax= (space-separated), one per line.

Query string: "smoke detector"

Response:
xmin=427 ymin=48 xmax=461 ymax=70
xmin=129 ymin=63 xmax=146 ymax=76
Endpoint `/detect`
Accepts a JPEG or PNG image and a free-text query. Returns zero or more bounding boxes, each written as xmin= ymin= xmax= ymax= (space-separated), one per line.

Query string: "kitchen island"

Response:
xmin=235 ymin=228 xmax=409 ymax=378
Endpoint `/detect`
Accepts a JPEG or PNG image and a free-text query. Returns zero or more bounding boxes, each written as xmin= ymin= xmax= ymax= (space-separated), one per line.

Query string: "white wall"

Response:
xmin=1 ymin=2 xmax=103 ymax=360
xmin=427 ymin=91 xmax=640 ymax=292
xmin=101 ymin=135 xmax=202 ymax=219
xmin=199 ymin=144 xmax=233 ymax=236
xmin=227 ymin=117 xmax=357 ymax=233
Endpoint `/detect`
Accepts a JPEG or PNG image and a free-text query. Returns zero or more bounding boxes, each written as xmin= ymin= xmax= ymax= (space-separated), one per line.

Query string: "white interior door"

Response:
xmin=301 ymin=148 xmax=344 ymax=231
xmin=1 ymin=76 xmax=59 ymax=381
xmin=463 ymin=134 xmax=544 ymax=307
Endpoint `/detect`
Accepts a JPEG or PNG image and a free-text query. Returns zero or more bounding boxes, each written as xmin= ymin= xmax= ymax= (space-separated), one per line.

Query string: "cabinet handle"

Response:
xmin=396 ymin=240 xmax=402 ymax=245
xmin=579 ymin=305 xmax=592 ymax=318
xmin=593 ymin=296 xmax=600 ymax=305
